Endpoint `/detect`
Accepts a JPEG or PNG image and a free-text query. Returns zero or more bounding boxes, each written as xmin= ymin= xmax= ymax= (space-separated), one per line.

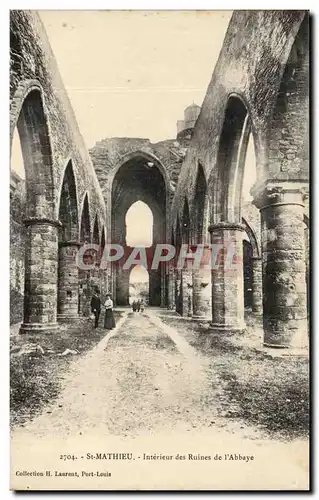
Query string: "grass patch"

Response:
xmin=10 ymin=311 xmax=124 ymax=427
xmin=160 ymin=315 xmax=309 ymax=440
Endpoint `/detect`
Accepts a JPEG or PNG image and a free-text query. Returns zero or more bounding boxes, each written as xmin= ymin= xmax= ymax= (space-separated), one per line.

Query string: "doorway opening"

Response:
xmin=129 ymin=265 xmax=149 ymax=305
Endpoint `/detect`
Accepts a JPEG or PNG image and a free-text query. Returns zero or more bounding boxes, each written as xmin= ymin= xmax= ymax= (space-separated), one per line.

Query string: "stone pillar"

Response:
xmin=167 ymin=267 xmax=176 ymax=310
xmin=57 ymin=241 xmax=80 ymax=322
xmin=251 ymin=257 xmax=263 ymax=316
xmin=175 ymin=268 xmax=182 ymax=315
xmin=181 ymin=268 xmax=193 ymax=317
xmin=160 ymin=265 xmax=166 ymax=308
xmin=20 ymin=217 xmax=61 ymax=334
xmin=209 ymin=222 xmax=246 ymax=332
xmin=116 ymin=266 xmax=130 ymax=306
xmin=254 ymin=185 xmax=308 ymax=348
xmin=192 ymin=267 xmax=211 ymax=319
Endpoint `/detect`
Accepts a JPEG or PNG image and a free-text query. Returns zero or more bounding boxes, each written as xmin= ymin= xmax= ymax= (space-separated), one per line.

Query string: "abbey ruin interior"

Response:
xmin=10 ymin=10 xmax=309 ymax=350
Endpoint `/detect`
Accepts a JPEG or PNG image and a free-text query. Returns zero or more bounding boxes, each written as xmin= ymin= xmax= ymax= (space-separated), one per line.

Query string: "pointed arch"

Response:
xmin=241 ymin=216 xmax=260 ymax=258
xmin=101 ymin=226 xmax=106 ymax=250
xmin=10 ymin=84 xmax=55 ymax=218
xmin=93 ymin=215 xmax=100 ymax=245
xmin=192 ymin=163 xmax=208 ymax=244
xmin=80 ymin=193 xmax=91 ymax=243
xmin=214 ymin=94 xmax=252 ymax=222
xmin=125 ymin=200 xmax=153 ymax=247
xmin=267 ymin=15 xmax=309 ymax=180
xmin=58 ymin=160 xmax=78 ymax=242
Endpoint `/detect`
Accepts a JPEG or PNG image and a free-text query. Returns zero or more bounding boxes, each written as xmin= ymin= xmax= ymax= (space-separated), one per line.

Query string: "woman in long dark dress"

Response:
xmin=104 ymin=294 xmax=116 ymax=329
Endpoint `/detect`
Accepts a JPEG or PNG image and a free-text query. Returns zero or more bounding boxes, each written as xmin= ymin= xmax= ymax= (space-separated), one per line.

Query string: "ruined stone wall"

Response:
xmin=10 ymin=11 xmax=107 ymax=326
xmin=10 ymin=10 xmax=106 ymax=231
xmin=172 ymin=10 xmax=308 ymax=220
xmin=89 ymin=137 xmax=186 ymax=236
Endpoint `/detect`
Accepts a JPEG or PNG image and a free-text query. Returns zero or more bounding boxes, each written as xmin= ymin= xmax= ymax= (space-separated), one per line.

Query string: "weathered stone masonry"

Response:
xmin=171 ymin=11 xmax=309 ymax=348
xmin=10 ymin=11 xmax=106 ymax=332
xmin=10 ymin=10 xmax=309 ymax=351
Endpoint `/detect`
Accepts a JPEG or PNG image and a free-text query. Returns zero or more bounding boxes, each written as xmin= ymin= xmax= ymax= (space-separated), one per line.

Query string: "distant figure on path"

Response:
xmin=136 ymin=299 xmax=141 ymax=312
xmin=90 ymin=289 xmax=101 ymax=328
xmin=140 ymin=300 xmax=145 ymax=313
xmin=104 ymin=294 xmax=116 ymax=330
xmin=132 ymin=300 xmax=137 ymax=312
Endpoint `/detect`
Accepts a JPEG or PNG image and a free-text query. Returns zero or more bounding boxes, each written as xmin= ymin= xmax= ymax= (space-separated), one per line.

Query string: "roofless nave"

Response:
xmin=10 ymin=10 xmax=309 ymax=349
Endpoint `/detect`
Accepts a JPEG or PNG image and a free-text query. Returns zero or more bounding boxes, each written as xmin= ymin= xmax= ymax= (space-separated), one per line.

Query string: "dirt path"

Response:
xmin=11 ymin=309 xmax=309 ymax=490
xmin=12 ymin=310 xmax=223 ymax=438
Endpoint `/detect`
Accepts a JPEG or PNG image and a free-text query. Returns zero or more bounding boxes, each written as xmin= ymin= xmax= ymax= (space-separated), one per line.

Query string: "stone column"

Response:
xmin=181 ymin=268 xmax=193 ymax=317
xmin=175 ymin=268 xmax=182 ymax=315
xmin=254 ymin=185 xmax=308 ymax=348
xmin=57 ymin=241 xmax=80 ymax=322
xmin=209 ymin=222 xmax=246 ymax=332
xmin=167 ymin=267 xmax=176 ymax=310
xmin=251 ymin=257 xmax=263 ymax=315
xmin=160 ymin=265 xmax=166 ymax=308
xmin=20 ymin=217 xmax=61 ymax=334
xmin=192 ymin=267 xmax=211 ymax=319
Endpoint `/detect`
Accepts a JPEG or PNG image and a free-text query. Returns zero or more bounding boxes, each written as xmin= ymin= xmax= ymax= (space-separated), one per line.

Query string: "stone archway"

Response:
xmin=209 ymin=95 xmax=253 ymax=332
xmin=57 ymin=160 xmax=80 ymax=322
xmin=78 ymin=193 xmax=92 ymax=316
xmin=129 ymin=265 xmax=150 ymax=305
xmin=111 ymin=153 xmax=167 ymax=307
xmin=252 ymin=16 xmax=309 ymax=348
xmin=190 ymin=163 xmax=211 ymax=319
xmin=10 ymin=86 xmax=59 ymax=334
xmin=179 ymin=198 xmax=192 ymax=317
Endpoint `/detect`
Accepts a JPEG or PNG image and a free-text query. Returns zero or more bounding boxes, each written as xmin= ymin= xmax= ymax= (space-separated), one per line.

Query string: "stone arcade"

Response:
xmin=10 ymin=10 xmax=309 ymax=349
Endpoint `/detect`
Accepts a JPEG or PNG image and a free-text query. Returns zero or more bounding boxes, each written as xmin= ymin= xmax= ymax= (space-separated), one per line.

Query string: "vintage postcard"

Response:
xmin=10 ymin=10 xmax=310 ymax=491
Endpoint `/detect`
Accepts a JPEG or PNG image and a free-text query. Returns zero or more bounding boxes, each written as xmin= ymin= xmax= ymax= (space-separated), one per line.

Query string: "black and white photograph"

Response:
xmin=9 ymin=9 xmax=310 ymax=491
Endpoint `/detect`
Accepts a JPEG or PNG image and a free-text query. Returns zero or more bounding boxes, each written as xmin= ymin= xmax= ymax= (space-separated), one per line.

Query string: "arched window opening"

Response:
xmin=93 ymin=216 xmax=100 ymax=245
xmin=129 ymin=265 xmax=149 ymax=304
xmin=80 ymin=194 xmax=91 ymax=243
xmin=58 ymin=161 xmax=78 ymax=242
xmin=125 ymin=201 xmax=153 ymax=247
xmin=193 ymin=164 xmax=207 ymax=244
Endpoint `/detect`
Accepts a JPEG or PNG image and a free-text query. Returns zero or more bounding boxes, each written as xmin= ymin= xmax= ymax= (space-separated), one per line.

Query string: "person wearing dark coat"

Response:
xmin=104 ymin=294 xmax=116 ymax=330
xmin=136 ymin=299 xmax=141 ymax=312
xmin=90 ymin=290 xmax=101 ymax=328
xmin=132 ymin=300 xmax=137 ymax=312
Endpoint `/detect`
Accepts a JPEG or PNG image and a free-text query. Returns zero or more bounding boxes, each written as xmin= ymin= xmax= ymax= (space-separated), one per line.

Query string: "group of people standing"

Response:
xmin=90 ymin=289 xmax=116 ymax=330
xmin=132 ymin=299 xmax=145 ymax=313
